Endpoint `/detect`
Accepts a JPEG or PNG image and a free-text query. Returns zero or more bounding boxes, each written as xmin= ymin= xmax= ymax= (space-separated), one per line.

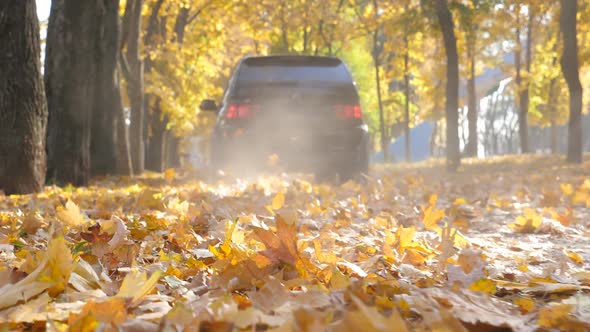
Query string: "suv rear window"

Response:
xmin=237 ymin=56 xmax=352 ymax=83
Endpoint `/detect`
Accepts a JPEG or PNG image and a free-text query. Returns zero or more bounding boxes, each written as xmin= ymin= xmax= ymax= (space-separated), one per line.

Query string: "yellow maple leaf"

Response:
xmin=538 ymin=304 xmax=573 ymax=329
xmin=423 ymin=205 xmax=445 ymax=230
xmin=469 ymin=279 xmax=497 ymax=295
xmin=453 ymin=197 xmax=467 ymax=205
xmin=560 ymin=183 xmax=574 ymax=196
xmin=272 ymin=192 xmax=285 ymax=210
xmin=0 ymin=236 xmax=74 ymax=309
xmin=564 ymin=249 xmax=584 ymax=265
xmin=69 ymin=298 xmax=128 ymax=327
xmin=45 ymin=236 xmax=75 ymax=296
xmin=397 ymin=226 xmax=416 ymax=252
xmin=164 ymin=168 xmax=176 ymax=184
xmin=56 ymin=200 xmax=87 ymax=228
xmin=68 ymin=313 xmax=100 ymax=332
xmin=514 ymin=297 xmax=536 ymax=313
xmin=117 ymin=269 xmax=163 ymax=306
xmin=509 ymin=209 xmax=542 ymax=233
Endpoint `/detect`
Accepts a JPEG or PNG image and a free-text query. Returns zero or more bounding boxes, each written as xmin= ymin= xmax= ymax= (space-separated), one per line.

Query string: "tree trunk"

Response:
xmin=560 ymin=0 xmax=583 ymax=163
xmin=280 ymin=3 xmax=289 ymax=52
xmin=404 ymin=34 xmax=411 ymax=162
xmin=517 ymin=9 xmax=533 ymax=154
xmin=146 ymin=100 xmax=168 ymax=172
xmin=173 ymin=7 xmax=189 ymax=44
xmin=91 ymin=0 xmax=121 ymax=177
xmin=114 ymin=74 xmax=133 ymax=176
xmin=550 ymin=121 xmax=558 ymax=154
xmin=165 ymin=133 xmax=181 ymax=169
xmin=121 ymin=0 xmax=145 ymax=175
xmin=465 ymin=46 xmax=478 ymax=157
xmin=435 ymin=0 xmax=461 ymax=171
xmin=45 ymin=0 xmax=98 ymax=186
xmin=372 ymin=0 xmax=387 ymax=163
xmin=430 ymin=122 xmax=438 ymax=156
xmin=0 ymin=0 xmax=48 ymax=194
xmin=514 ymin=18 xmax=524 ymax=152
xmin=143 ymin=0 xmax=166 ymax=172
xmin=374 ymin=32 xmax=388 ymax=163
xmin=548 ymin=40 xmax=559 ymax=155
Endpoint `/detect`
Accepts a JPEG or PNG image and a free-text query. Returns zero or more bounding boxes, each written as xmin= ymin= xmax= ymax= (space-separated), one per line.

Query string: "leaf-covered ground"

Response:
xmin=1 ymin=155 xmax=590 ymax=331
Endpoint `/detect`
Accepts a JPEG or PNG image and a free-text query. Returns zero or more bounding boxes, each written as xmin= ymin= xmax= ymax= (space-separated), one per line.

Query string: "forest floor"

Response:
xmin=1 ymin=155 xmax=590 ymax=331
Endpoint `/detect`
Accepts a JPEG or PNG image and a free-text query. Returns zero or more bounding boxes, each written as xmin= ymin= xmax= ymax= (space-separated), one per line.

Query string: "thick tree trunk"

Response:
xmin=465 ymin=47 xmax=478 ymax=157
xmin=121 ymin=0 xmax=145 ymax=175
xmin=560 ymin=0 xmax=583 ymax=163
xmin=91 ymin=0 xmax=121 ymax=176
xmin=45 ymin=0 xmax=98 ymax=186
xmin=0 ymin=0 xmax=48 ymax=194
xmin=435 ymin=0 xmax=461 ymax=171
xmin=143 ymin=0 xmax=166 ymax=172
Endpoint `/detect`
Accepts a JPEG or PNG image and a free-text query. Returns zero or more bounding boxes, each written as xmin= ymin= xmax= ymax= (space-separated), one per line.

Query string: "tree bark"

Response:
xmin=121 ymin=0 xmax=145 ymax=175
xmin=435 ymin=0 xmax=461 ymax=171
xmin=0 ymin=0 xmax=48 ymax=194
xmin=465 ymin=45 xmax=478 ymax=157
xmin=560 ymin=0 xmax=583 ymax=163
xmin=91 ymin=0 xmax=121 ymax=176
xmin=45 ymin=0 xmax=98 ymax=186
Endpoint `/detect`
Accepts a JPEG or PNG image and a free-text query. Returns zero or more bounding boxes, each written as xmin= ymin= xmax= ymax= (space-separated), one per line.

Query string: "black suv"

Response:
xmin=200 ymin=55 xmax=369 ymax=180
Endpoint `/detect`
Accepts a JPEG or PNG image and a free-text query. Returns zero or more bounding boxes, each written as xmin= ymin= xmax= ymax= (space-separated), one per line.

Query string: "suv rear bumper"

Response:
xmin=210 ymin=125 xmax=369 ymax=172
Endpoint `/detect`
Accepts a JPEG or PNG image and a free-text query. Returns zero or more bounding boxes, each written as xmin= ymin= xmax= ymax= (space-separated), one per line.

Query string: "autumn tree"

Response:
xmin=143 ymin=0 xmax=167 ymax=172
xmin=91 ymin=0 xmax=129 ymax=177
xmin=525 ymin=3 xmax=567 ymax=154
xmin=349 ymin=0 xmax=394 ymax=162
xmin=46 ymin=0 xmax=126 ymax=185
xmin=517 ymin=4 xmax=534 ymax=154
xmin=0 ymin=0 xmax=48 ymax=194
xmin=121 ymin=0 xmax=145 ymax=174
xmin=560 ymin=0 xmax=583 ymax=163
xmin=455 ymin=0 xmax=497 ymax=157
xmin=434 ymin=0 xmax=461 ymax=171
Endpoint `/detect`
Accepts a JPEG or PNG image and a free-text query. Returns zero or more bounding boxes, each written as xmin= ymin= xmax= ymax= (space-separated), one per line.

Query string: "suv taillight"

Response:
xmin=334 ymin=104 xmax=362 ymax=119
xmin=226 ymin=104 xmax=260 ymax=119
